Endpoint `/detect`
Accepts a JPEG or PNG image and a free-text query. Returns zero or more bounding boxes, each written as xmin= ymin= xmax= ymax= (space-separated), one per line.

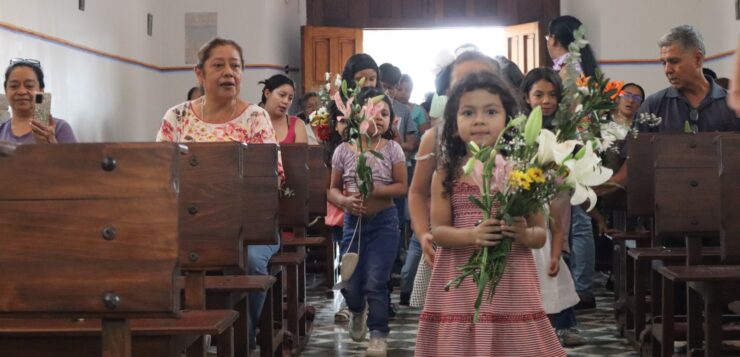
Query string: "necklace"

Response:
xmin=200 ymin=96 xmax=237 ymax=123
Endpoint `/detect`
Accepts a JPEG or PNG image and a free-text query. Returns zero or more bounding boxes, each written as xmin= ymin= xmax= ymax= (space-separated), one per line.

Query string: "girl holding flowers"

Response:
xmin=415 ymin=72 xmax=565 ymax=357
xmin=328 ymin=86 xmax=407 ymax=356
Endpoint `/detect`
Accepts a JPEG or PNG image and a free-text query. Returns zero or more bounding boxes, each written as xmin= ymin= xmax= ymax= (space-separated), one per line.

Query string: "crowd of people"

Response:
xmin=2 ymin=13 xmax=740 ymax=357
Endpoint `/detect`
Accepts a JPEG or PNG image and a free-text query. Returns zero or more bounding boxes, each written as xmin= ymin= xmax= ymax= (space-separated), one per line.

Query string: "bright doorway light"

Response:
xmin=364 ymin=27 xmax=507 ymax=104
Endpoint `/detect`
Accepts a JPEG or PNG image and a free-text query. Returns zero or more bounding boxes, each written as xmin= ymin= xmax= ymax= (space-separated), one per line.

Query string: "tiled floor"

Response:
xmin=300 ymin=273 xmax=638 ymax=357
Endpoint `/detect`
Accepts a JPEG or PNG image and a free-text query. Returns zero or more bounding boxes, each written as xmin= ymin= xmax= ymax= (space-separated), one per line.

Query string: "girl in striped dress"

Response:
xmin=415 ymin=72 xmax=565 ymax=357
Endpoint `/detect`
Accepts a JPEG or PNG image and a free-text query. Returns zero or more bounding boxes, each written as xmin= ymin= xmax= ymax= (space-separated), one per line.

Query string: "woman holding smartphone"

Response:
xmin=1 ymin=58 xmax=76 ymax=144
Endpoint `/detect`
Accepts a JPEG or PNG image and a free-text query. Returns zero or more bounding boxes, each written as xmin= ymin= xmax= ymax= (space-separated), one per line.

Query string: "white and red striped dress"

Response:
xmin=415 ymin=182 xmax=565 ymax=357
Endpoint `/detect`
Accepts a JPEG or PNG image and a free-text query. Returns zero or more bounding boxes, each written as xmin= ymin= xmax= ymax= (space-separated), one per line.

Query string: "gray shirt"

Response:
xmin=391 ymin=97 xmax=418 ymax=165
xmin=636 ymin=76 xmax=738 ymax=133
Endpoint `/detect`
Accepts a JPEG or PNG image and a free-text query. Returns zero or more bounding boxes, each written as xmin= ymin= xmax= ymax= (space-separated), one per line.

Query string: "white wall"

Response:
xmin=561 ymin=0 xmax=739 ymax=95
xmin=0 ymin=0 xmax=306 ymax=142
xmin=160 ymin=0 xmax=306 ymax=117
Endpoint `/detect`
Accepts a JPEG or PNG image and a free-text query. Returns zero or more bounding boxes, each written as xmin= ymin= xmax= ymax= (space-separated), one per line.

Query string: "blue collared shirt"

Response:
xmin=636 ymin=76 xmax=738 ymax=133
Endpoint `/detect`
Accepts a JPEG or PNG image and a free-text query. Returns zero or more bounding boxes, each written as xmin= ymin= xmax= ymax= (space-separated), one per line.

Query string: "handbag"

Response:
xmin=325 ymin=202 xmax=344 ymax=227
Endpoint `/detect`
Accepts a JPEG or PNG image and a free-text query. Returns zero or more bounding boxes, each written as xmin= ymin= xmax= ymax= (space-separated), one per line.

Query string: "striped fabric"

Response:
xmin=415 ymin=182 xmax=565 ymax=357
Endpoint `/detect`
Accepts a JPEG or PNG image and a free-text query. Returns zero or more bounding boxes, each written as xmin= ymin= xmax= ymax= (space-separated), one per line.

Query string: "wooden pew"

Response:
xmin=305 ymin=145 xmax=335 ymax=296
xmin=655 ymin=134 xmax=740 ymax=357
xmin=614 ymin=133 xmax=654 ymax=341
xmin=0 ymin=143 xmax=237 ymax=357
xmin=270 ymin=144 xmax=311 ymax=354
xmin=177 ymin=142 xmax=279 ymax=357
xmin=176 ymin=143 xmax=282 ymax=357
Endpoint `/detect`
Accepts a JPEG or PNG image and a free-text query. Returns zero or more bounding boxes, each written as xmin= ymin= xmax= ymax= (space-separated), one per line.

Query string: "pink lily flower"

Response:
xmin=332 ymin=91 xmax=353 ymax=122
xmin=492 ymin=154 xmax=514 ymax=192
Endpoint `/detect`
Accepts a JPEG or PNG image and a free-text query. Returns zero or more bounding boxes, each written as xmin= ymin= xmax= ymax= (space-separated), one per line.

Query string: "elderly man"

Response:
xmin=637 ymin=25 xmax=738 ymax=132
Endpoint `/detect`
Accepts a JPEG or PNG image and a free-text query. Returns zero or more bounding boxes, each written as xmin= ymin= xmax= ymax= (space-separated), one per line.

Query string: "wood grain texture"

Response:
xmin=178 ymin=143 xmax=244 ymax=270
xmin=626 ymin=134 xmax=655 ymax=216
xmin=720 ymin=134 xmax=740 ymax=263
xmin=278 ymin=144 xmax=309 ymax=227
xmin=0 ymin=143 xmax=181 ymax=317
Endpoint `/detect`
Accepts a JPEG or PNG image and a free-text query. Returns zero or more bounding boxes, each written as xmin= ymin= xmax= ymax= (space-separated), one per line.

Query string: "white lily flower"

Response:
xmin=325 ymin=83 xmax=331 ymax=91
xmin=324 ymin=72 xmax=331 ymax=81
xmin=535 ymin=129 xmax=578 ymax=165
xmin=563 ymin=142 xmax=613 ymax=211
xmin=334 ymin=74 xmax=343 ymax=88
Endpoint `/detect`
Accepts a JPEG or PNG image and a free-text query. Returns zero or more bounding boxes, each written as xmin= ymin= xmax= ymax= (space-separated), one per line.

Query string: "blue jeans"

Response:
xmin=569 ymin=205 xmax=595 ymax=299
xmin=247 ymin=241 xmax=280 ymax=343
xmin=551 ymin=307 xmax=578 ymax=330
xmin=400 ymin=233 xmax=422 ymax=295
xmin=341 ymin=206 xmax=400 ymax=338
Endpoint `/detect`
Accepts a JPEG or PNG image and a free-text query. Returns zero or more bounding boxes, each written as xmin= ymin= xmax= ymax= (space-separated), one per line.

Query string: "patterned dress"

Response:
xmin=415 ymin=181 xmax=565 ymax=357
xmin=156 ymin=100 xmax=283 ymax=180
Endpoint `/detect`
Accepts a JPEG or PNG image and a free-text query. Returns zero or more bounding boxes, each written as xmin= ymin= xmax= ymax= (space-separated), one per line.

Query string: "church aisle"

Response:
xmin=301 ymin=273 xmax=637 ymax=356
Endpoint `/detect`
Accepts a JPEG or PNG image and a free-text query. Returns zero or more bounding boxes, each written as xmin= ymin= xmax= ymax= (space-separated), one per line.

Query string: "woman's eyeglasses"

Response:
xmin=619 ymin=92 xmax=643 ymax=104
xmin=9 ymin=58 xmax=42 ymax=67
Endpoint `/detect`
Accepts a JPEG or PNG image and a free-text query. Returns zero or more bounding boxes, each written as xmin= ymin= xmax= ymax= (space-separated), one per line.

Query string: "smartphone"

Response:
xmin=34 ymin=93 xmax=52 ymax=126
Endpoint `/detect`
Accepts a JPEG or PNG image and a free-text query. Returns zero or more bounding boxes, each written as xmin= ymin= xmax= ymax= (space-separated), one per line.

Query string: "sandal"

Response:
xmin=334 ymin=304 xmax=350 ymax=323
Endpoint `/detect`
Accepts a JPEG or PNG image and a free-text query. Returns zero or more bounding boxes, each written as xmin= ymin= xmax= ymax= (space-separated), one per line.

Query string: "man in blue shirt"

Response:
xmin=637 ymin=25 xmax=738 ymax=132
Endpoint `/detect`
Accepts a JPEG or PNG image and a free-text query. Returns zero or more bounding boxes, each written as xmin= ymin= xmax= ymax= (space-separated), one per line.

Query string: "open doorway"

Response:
xmin=363 ymin=27 xmax=507 ymax=103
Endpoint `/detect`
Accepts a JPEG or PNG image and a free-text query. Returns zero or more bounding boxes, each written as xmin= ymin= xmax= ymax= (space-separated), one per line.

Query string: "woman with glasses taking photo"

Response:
xmin=1 ymin=58 xmax=76 ymax=144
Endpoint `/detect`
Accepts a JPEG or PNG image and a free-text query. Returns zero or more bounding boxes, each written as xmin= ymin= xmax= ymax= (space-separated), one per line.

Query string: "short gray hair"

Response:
xmin=658 ymin=25 xmax=706 ymax=55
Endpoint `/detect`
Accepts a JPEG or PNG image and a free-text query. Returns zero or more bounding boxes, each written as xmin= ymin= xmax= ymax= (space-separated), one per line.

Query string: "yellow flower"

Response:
xmin=509 ymin=170 xmax=532 ymax=190
xmin=526 ymin=167 xmax=546 ymax=184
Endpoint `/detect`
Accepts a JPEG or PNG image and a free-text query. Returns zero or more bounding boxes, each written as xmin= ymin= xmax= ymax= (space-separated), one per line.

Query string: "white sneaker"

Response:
xmin=365 ymin=336 xmax=388 ymax=356
xmin=557 ymin=328 xmax=586 ymax=347
xmin=348 ymin=311 xmax=368 ymax=342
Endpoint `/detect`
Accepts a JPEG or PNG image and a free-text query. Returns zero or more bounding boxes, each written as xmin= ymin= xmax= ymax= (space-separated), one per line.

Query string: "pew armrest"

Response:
xmin=612 ymin=231 xmax=651 ymax=241
xmin=269 ymin=252 xmax=307 ymax=266
xmin=282 ymin=236 xmax=326 ymax=247
xmin=204 ymin=275 xmax=276 ymax=292
xmin=0 ymin=310 xmax=239 ymax=336
xmin=658 ymin=265 xmax=740 ymax=282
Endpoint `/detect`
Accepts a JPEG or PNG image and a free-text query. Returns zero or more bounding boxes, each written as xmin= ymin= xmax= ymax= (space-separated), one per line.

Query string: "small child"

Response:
xmin=415 ymin=72 xmax=564 ymax=357
xmin=328 ymin=86 xmax=408 ymax=356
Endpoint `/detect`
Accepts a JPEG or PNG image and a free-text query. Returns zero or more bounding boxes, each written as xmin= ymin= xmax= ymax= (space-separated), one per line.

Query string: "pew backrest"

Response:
xmin=178 ymin=142 xmax=244 ymax=271
xmin=278 ymin=144 xmax=309 ymax=228
xmin=626 ymin=134 xmax=655 ymax=216
xmin=308 ymin=145 xmax=329 ymax=217
xmin=242 ymin=144 xmax=280 ymax=245
xmin=653 ymin=133 xmax=721 ymax=237
xmin=720 ymin=134 xmax=740 ymax=264
xmin=0 ymin=143 xmax=181 ymax=318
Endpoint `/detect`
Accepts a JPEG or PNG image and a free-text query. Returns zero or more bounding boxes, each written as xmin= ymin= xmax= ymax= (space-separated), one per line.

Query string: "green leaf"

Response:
xmin=468 ymin=141 xmax=480 ymax=154
xmin=463 ymin=157 xmax=476 ymax=175
xmin=524 ymin=106 xmax=543 ymax=145
xmin=357 ymin=77 xmax=366 ymax=88
xmin=574 ymin=144 xmax=587 ymax=160
xmin=368 ymin=150 xmax=384 ymax=159
xmin=341 ymin=80 xmax=348 ymax=98
xmin=468 ymin=195 xmax=488 ymax=212
xmin=684 ymin=120 xmax=692 ymax=133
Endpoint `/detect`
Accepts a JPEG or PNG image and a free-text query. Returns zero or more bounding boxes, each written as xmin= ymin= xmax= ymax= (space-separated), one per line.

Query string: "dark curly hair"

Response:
xmin=441 ymin=72 xmax=519 ymax=196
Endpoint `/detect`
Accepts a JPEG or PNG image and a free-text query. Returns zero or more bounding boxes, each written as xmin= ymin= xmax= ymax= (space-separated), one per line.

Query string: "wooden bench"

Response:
xmin=0 ymin=143 xmax=237 ymax=357
xmin=614 ymin=133 xmax=655 ymax=342
xmin=654 ymin=134 xmax=740 ymax=357
xmin=177 ymin=142 xmax=280 ymax=357
xmin=269 ymin=144 xmax=311 ymax=354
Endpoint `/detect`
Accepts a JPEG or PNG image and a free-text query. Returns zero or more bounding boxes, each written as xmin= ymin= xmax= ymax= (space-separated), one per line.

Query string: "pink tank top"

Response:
xmin=280 ymin=116 xmax=299 ymax=144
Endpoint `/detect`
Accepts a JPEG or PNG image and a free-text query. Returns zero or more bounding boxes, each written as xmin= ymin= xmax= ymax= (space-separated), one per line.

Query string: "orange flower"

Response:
xmin=575 ymin=74 xmax=591 ymax=88
xmin=604 ymin=80 xmax=624 ymax=100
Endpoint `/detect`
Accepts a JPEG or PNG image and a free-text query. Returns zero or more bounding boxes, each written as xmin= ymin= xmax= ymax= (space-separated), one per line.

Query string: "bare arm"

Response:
xmin=547 ymin=194 xmax=571 ymax=276
xmin=372 ymin=161 xmax=408 ymax=198
xmin=328 ymin=168 xmax=366 ymax=216
xmin=398 ymin=133 xmax=417 ymax=152
xmin=293 ymin=119 xmax=308 ymax=144
xmin=409 ymin=129 xmax=438 ymax=264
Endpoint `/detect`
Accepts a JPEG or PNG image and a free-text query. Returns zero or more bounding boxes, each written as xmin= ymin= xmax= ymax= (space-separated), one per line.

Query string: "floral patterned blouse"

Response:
xmin=156 ymin=100 xmax=284 ymax=181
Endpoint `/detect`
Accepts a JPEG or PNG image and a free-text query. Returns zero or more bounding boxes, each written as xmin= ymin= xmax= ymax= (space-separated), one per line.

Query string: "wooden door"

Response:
xmin=505 ymin=21 xmax=546 ymax=74
xmin=301 ymin=26 xmax=363 ymax=95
